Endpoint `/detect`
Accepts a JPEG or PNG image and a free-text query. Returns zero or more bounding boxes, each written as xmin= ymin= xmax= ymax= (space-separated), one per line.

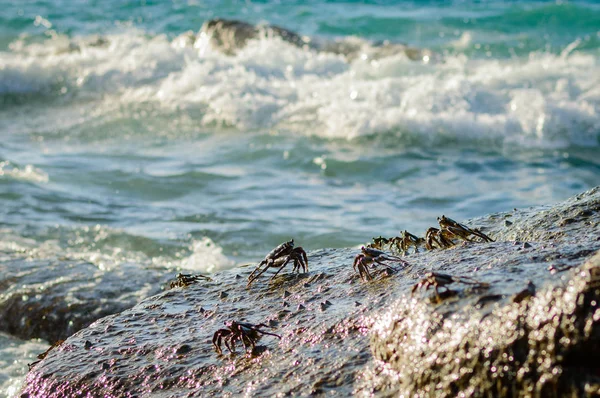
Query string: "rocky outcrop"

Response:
xmin=0 ymin=258 xmax=172 ymax=342
xmin=20 ymin=187 xmax=600 ymax=397
xmin=198 ymin=18 xmax=432 ymax=61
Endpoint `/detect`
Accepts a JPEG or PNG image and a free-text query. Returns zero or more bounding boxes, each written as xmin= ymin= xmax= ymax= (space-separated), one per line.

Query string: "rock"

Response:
xmin=199 ymin=18 xmax=432 ymax=62
xmin=0 ymin=258 xmax=173 ymax=342
xmin=201 ymin=18 xmax=310 ymax=55
xmin=20 ymin=187 xmax=600 ymax=396
xmin=366 ymin=253 xmax=600 ymax=397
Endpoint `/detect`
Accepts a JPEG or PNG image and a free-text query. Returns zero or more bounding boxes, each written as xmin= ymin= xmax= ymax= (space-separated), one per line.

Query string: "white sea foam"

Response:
xmin=180 ymin=237 xmax=235 ymax=273
xmin=0 ymin=333 xmax=48 ymax=398
xmin=0 ymin=225 xmax=235 ymax=274
xmin=1 ymin=31 xmax=598 ymax=148
xmin=0 ymin=161 xmax=48 ymax=183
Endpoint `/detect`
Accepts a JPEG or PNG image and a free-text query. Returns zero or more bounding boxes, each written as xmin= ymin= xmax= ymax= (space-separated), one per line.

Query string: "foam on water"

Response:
xmin=0 ymin=225 xmax=235 ymax=274
xmin=0 ymin=161 xmax=48 ymax=183
xmin=0 ymin=333 xmax=48 ymax=398
xmin=1 ymin=30 xmax=598 ymax=148
xmin=182 ymin=237 xmax=235 ymax=273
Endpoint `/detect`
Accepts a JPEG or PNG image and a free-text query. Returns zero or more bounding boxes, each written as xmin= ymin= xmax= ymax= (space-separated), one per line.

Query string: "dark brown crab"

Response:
xmin=411 ymin=272 xmax=489 ymax=297
xmin=425 ymin=227 xmax=455 ymax=250
xmin=28 ymin=340 xmax=64 ymax=370
xmin=390 ymin=230 xmax=425 ymax=255
xmin=169 ymin=273 xmax=212 ymax=289
xmin=367 ymin=236 xmax=390 ymax=250
xmin=212 ymin=320 xmax=281 ymax=354
xmin=437 ymin=215 xmax=494 ymax=243
xmin=353 ymin=246 xmax=409 ymax=281
xmin=247 ymin=239 xmax=308 ymax=286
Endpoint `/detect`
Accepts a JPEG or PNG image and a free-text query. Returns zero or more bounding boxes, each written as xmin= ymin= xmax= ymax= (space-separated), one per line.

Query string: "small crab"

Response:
xmin=169 ymin=273 xmax=212 ymax=289
xmin=367 ymin=236 xmax=390 ymax=250
xmin=353 ymin=246 xmax=409 ymax=281
xmin=425 ymin=227 xmax=455 ymax=250
xmin=212 ymin=321 xmax=281 ymax=354
xmin=247 ymin=239 xmax=308 ymax=286
xmin=437 ymin=215 xmax=494 ymax=243
xmin=411 ymin=272 xmax=489 ymax=297
xmin=390 ymin=230 xmax=424 ymax=255
xmin=28 ymin=340 xmax=64 ymax=370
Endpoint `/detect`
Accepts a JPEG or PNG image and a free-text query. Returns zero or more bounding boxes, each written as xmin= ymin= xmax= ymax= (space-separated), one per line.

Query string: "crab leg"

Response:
xmin=443 ymin=226 xmax=476 ymax=242
xmin=291 ymin=259 xmax=302 ymax=273
xmin=226 ymin=337 xmax=236 ymax=353
xmin=247 ymin=259 xmax=276 ymax=286
xmin=454 ymin=276 xmax=490 ymax=287
xmin=213 ymin=333 xmax=223 ymax=354
xmin=247 ymin=260 xmax=269 ymax=285
xmin=360 ymin=263 xmax=373 ymax=281
xmin=297 ymin=248 xmax=308 ymax=272
xmin=269 ymin=255 xmax=293 ymax=281
xmin=353 ymin=255 xmax=368 ymax=273
xmin=290 ymin=250 xmax=308 ymax=274
xmin=251 ymin=327 xmax=281 ymax=339
xmin=355 ymin=258 xmax=373 ymax=281
xmin=241 ymin=334 xmax=254 ymax=352
xmin=471 ymin=228 xmax=494 ymax=242
xmin=377 ymin=254 xmax=408 ymax=265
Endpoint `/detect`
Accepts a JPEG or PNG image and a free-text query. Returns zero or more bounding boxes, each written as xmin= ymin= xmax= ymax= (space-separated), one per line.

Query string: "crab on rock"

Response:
xmin=437 ymin=215 xmax=494 ymax=243
xmin=412 ymin=271 xmax=489 ymax=297
xmin=367 ymin=236 xmax=390 ymax=250
xmin=425 ymin=227 xmax=455 ymax=250
xmin=212 ymin=321 xmax=281 ymax=354
xmin=390 ymin=230 xmax=425 ymax=255
xmin=247 ymin=239 xmax=308 ymax=286
xmin=353 ymin=246 xmax=409 ymax=281
xmin=169 ymin=273 xmax=212 ymax=289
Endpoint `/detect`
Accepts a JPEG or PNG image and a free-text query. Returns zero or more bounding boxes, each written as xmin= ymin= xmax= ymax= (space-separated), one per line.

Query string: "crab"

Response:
xmin=353 ymin=246 xmax=409 ymax=281
xmin=390 ymin=230 xmax=424 ymax=255
xmin=367 ymin=236 xmax=390 ymax=250
xmin=212 ymin=321 xmax=281 ymax=354
xmin=28 ymin=340 xmax=65 ymax=370
xmin=411 ymin=272 xmax=489 ymax=297
xmin=169 ymin=273 xmax=212 ymax=289
xmin=247 ymin=239 xmax=308 ymax=286
xmin=437 ymin=215 xmax=494 ymax=243
xmin=425 ymin=227 xmax=455 ymax=250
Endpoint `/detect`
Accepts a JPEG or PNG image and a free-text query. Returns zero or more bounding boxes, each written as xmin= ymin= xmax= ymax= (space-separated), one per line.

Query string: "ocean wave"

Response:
xmin=0 ymin=224 xmax=235 ymax=274
xmin=1 ymin=29 xmax=598 ymax=148
xmin=0 ymin=161 xmax=48 ymax=183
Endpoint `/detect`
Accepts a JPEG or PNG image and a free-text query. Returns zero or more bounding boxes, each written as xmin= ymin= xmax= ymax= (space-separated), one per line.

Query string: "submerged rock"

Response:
xmin=198 ymin=18 xmax=432 ymax=62
xmin=20 ymin=187 xmax=600 ymax=396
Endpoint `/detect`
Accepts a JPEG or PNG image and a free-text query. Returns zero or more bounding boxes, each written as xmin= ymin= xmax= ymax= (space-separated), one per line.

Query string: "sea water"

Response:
xmin=0 ymin=0 xmax=599 ymax=395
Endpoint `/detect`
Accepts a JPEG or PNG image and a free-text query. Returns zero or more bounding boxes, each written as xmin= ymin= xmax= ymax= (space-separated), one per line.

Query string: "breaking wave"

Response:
xmin=1 ymin=28 xmax=598 ymax=148
xmin=0 ymin=224 xmax=235 ymax=274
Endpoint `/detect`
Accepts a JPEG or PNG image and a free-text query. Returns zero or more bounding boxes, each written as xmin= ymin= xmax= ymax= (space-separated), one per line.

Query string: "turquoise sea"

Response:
xmin=0 ymin=1 xmax=599 ymax=395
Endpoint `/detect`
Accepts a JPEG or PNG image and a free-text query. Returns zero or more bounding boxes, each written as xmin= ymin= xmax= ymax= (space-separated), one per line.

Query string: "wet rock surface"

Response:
xmin=0 ymin=258 xmax=172 ymax=342
xmin=20 ymin=187 xmax=600 ymax=397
